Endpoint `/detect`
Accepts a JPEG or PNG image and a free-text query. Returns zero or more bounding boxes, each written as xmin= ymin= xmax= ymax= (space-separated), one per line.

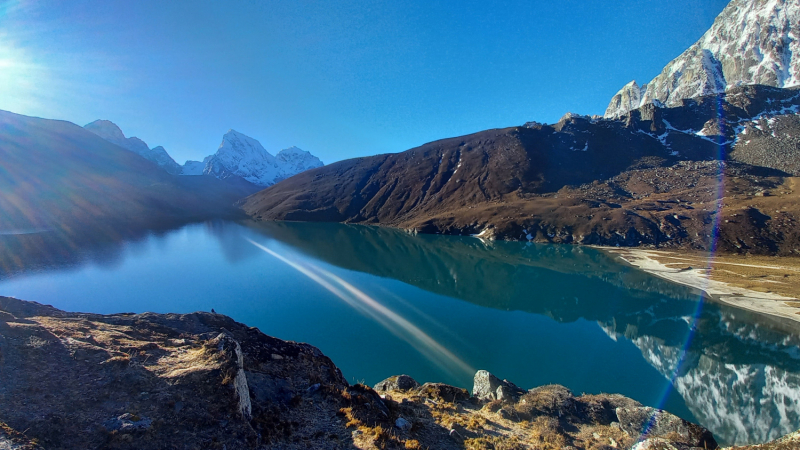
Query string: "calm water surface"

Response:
xmin=1 ymin=221 xmax=799 ymax=446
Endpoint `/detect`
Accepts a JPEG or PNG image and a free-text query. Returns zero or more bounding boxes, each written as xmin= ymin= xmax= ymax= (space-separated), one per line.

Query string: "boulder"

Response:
xmin=373 ymin=374 xmax=420 ymax=393
xmin=472 ymin=370 xmax=525 ymax=402
xmin=616 ymin=406 xmax=717 ymax=449
xmin=415 ymin=383 xmax=470 ymax=403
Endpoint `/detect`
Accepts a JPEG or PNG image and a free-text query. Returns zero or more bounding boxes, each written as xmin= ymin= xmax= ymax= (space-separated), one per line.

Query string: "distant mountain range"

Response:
xmin=243 ymin=0 xmax=800 ymax=256
xmin=3 ymin=0 xmax=799 ymax=256
xmin=181 ymin=129 xmax=323 ymax=186
xmin=84 ymin=121 xmax=323 ymax=187
xmin=0 ymin=110 xmax=257 ymax=244
xmin=605 ymin=0 xmax=799 ymax=118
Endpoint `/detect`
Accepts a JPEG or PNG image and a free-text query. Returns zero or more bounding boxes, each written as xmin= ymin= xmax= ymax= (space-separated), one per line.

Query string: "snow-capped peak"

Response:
xmin=195 ymin=130 xmax=323 ymax=186
xmin=223 ymin=130 xmax=277 ymax=164
xmin=605 ymin=0 xmax=800 ymax=118
xmin=276 ymin=146 xmax=324 ymax=174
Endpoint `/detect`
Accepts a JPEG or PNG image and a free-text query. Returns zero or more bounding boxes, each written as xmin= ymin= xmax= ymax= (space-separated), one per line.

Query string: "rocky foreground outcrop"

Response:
xmin=0 ymin=297 xmax=795 ymax=449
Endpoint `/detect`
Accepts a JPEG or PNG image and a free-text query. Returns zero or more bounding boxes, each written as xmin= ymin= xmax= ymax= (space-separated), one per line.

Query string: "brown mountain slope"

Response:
xmin=243 ymin=86 xmax=800 ymax=255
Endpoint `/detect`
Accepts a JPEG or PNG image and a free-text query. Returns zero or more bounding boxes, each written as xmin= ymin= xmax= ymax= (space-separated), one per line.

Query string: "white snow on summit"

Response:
xmin=181 ymin=160 xmax=205 ymax=176
xmin=185 ymin=130 xmax=323 ymax=186
xmin=276 ymin=146 xmax=324 ymax=174
xmin=84 ymin=120 xmax=183 ymax=175
xmin=605 ymin=0 xmax=800 ymax=118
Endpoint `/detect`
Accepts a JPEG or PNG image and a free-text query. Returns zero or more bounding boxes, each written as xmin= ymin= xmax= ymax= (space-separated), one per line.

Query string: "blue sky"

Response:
xmin=0 ymin=0 xmax=729 ymax=164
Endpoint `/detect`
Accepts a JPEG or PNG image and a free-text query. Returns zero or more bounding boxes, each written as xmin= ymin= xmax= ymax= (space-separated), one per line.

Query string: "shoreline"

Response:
xmin=600 ymin=247 xmax=800 ymax=325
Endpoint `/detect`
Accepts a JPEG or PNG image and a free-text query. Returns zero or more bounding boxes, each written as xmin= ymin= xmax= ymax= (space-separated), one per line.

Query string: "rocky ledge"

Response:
xmin=0 ymin=297 xmax=796 ymax=450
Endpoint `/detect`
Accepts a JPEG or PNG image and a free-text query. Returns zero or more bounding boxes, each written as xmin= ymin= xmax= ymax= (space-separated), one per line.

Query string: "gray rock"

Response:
xmin=103 ymin=413 xmax=153 ymax=432
xmin=395 ymin=417 xmax=412 ymax=432
xmin=472 ymin=370 xmax=524 ymax=402
xmin=616 ymin=406 xmax=716 ymax=449
xmin=416 ymin=383 xmax=470 ymax=403
xmin=630 ymin=438 xmax=695 ymax=450
xmin=373 ymin=374 xmax=419 ymax=393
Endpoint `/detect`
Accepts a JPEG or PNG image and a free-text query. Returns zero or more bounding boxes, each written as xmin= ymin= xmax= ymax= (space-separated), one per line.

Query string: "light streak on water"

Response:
xmin=246 ymin=238 xmax=475 ymax=380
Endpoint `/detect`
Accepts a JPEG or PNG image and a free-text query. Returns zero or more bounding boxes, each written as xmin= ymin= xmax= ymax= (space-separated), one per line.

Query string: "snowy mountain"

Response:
xmin=605 ymin=0 xmax=800 ymax=118
xmin=183 ymin=129 xmax=323 ymax=187
xmin=84 ymin=120 xmax=183 ymax=175
xmin=181 ymin=160 xmax=205 ymax=176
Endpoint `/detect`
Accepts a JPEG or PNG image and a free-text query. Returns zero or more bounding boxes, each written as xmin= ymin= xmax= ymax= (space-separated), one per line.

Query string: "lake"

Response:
xmin=1 ymin=220 xmax=798 ymax=446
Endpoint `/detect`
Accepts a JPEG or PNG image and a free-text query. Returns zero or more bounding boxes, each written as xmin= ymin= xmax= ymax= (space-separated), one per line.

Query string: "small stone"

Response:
xmin=395 ymin=417 xmax=412 ymax=432
xmin=630 ymin=438 xmax=694 ymax=450
xmin=103 ymin=413 xmax=152 ymax=432
xmin=271 ymin=354 xmax=284 ymax=360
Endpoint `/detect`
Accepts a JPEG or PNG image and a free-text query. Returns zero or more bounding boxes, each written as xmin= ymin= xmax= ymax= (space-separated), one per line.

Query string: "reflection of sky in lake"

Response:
xmin=0 ymin=220 xmax=798 ymax=445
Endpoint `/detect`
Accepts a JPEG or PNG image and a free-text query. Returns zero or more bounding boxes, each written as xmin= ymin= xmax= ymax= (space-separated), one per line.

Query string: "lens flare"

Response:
xmin=638 ymin=96 xmax=729 ymax=442
xmin=246 ymin=238 xmax=475 ymax=379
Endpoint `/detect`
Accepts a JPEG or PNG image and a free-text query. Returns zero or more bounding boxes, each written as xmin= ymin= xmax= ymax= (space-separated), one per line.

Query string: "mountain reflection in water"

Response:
xmin=1 ymin=220 xmax=798 ymax=445
xmin=249 ymin=221 xmax=800 ymax=445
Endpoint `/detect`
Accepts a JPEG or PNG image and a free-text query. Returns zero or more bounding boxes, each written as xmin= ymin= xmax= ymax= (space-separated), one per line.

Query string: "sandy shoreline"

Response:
xmin=600 ymin=247 xmax=800 ymax=325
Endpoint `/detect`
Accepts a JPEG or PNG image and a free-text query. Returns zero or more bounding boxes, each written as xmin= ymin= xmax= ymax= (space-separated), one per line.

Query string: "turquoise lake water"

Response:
xmin=1 ymin=220 xmax=799 ymax=445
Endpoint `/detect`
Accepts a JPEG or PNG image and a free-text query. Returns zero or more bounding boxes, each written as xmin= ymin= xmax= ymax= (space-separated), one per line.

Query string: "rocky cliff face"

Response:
xmin=84 ymin=120 xmax=183 ymax=175
xmin=605 ymin=0 xmax=800 ymax=118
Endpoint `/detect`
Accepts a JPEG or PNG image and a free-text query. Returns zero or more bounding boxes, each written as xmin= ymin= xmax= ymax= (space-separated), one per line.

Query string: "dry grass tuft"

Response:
xmin=464 ymin=435 xmax=527 ymax=450
xmin=528 ymin=416 xmax=567 ymax=449
xmin=516 ymin=384 xmax=575 ymax=419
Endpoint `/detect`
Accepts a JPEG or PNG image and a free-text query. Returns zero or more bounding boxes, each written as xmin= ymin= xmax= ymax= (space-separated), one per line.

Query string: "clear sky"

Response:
xmin=0 ymin=0 xmax=730 ymax=165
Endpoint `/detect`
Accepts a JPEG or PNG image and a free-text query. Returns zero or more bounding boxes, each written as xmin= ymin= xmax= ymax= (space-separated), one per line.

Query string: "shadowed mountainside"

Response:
xmin=0 ymin=110 xmax=260 ymax=263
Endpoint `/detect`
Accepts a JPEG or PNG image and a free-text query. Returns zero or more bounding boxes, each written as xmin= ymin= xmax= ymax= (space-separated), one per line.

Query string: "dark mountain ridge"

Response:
xmin=243 ymin=85 xmax=800 ymax=255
